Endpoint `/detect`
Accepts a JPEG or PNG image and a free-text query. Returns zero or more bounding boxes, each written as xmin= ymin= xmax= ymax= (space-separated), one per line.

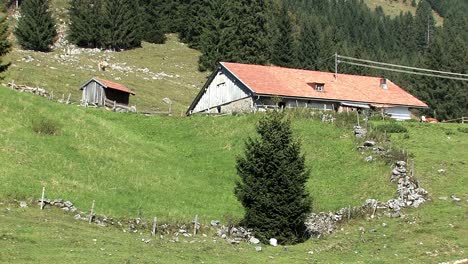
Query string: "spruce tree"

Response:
xmin=68 ymin=0 xmax=102 ymax=48
xmin=0 ymin=10 xmax=11 ymax=71
xmin=298 ymin=19 xmax=320 ymax=70
xmin=414 ymin=0 xmax=435 ymax=50
xmin=141 ymin=0 xmax=166 ymax=44
xmin=14 ymin=0 xmax=57 ymax=51
xmin=231 ymin=0 xmax=270 ymax=65
xmin=179 ymin=0 xmax=209 ymax=48
xmin=101 ymin=0 xmax=142 ymax=50
xmin=235 ymin=111 xmax=312 ymax=244
xmin=271 ymin=4 xmax=297 ymax=67
xmin=198 ymin=0 xmax=237 ymax=71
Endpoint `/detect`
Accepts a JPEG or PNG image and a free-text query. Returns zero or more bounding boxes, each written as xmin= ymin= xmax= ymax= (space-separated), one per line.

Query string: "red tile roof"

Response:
xmin=95 ymin=78 xmax=135 ymax=95
xmin=221 ymin=62 xmax=428 ymax=108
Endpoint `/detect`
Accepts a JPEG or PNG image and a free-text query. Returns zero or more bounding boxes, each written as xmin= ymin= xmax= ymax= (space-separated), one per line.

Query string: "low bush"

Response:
xmin=457 ymin=127 xmax=468 ymax=133
xmin=32 ymin=117 xmax=61 ymax=135
xmin=373 ymin=123 xmax=408 ymax=133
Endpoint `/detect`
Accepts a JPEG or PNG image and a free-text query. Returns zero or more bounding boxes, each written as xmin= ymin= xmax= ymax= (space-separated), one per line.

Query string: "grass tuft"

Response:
xmin=31 ymin=117 xmax=61 ymax=135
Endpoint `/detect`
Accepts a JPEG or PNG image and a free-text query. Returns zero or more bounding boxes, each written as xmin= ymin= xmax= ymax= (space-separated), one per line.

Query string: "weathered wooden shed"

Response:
xmin=80 ymin=78 xmax=135 ymax=106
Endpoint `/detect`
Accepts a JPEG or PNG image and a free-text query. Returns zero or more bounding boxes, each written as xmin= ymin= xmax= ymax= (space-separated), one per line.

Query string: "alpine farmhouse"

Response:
xmin=187 ymin=62 xmax=428 ymax=120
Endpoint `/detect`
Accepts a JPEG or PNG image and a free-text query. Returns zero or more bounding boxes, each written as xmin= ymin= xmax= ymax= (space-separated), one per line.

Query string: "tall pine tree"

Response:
xmin=14 ymin=0 xmax=57 ymax=51
xmin=235 ymin=111 xmax=312 ymax=244
xmin=179 ymin=0 xmax=209 ymax=48
xmin=231 ymin=0 xmax=270 ymax=65
xmin=101 ymin=0 xmax=142 ymax=50
xmin=414 ymin=0 xmax=435 ymax=50
xmin=68 ymin=0 xmax=102 ymax=48
xmin=297 ymin=18 xmax=321 ymax=70
xmin=271 ymin=3 xmax=296 ymax=67
xmin=198 ymin=0 xmax=237 ymax=71
xmin=0 ymin=5 xmax=11 ymax=72
xmin=140 ymin=0 xmax=166 ymax=44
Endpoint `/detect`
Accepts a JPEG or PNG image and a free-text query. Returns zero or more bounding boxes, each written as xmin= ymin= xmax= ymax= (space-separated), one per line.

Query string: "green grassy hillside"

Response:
xmin=3 ymin=34 xmax=207 ymax=114
xmin=364 ymin=0 xmax=443 ymax=25
xmin=0 ymin=88 xmax=394 ymax=221
xmin=0 ymin=90 xmax=466 ymax=263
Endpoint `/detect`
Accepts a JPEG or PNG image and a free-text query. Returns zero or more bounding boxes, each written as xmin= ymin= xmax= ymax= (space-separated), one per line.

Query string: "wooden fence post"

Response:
xmin=193 ymin=215 xmax=198 ymax=236
xmin=40 ymin=187 xmax=45 ymax=210
xmin=152 ymin=217 xmax=158 ymax=236
xmin=89 ymin=200 xmax=95 ymax=224
xmin=357 ymin=111 xmax=360 ymax=126
xmin=348 ymin=205 xmax=351 ymax=221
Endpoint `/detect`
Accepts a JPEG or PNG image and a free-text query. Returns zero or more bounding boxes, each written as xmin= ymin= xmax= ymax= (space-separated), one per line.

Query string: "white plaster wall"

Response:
xmin=384 ymin=107 xmax=411 ymax=120
xmin=193 ymin=70 xmax=250 ymax=113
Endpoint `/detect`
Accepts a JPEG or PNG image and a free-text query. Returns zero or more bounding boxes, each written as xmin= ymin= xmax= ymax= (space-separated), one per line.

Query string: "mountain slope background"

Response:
xmin=1 ymin=0 xmax=466 ymax=118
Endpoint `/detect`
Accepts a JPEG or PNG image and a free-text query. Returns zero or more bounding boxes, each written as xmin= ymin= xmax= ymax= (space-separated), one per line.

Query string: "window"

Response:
xmin=307 ymin=82 xmax=325 ymax=92
xmin=380 ymin=78 xmax=388 ymax=89
xmin=315 ymin=83 xmax=325 ymax=92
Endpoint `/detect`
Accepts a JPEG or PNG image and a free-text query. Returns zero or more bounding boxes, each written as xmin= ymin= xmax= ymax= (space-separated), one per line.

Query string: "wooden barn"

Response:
xmin=187 ymin=62 xmax=428 ymax=120
xmin=80 ymin=78 xmax=135 ymax=107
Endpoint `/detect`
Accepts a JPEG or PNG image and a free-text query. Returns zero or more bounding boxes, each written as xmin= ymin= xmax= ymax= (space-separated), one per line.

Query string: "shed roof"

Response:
xmin=81 ymin=78 xmax=135 ymax=95
xmin=220 ymin=62 xmax=428 ymax=108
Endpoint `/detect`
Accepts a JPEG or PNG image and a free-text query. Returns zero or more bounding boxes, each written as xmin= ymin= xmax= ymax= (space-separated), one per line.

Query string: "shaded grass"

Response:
xmin=0 ymin=88 xmax=393 ymax=222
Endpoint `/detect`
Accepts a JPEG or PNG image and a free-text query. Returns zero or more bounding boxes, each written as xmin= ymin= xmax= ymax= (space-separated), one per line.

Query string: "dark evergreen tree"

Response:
xmin=179 ymin=0 xmax=209 ymax=48
xmin=0 ymin=8 xmax=11 ymax=71
xmin=271 ymin=3 xmax=297 ymax=67
xmin=14 ymin=0 xmax=57 ymax=51
xmin=231 ymin=0 xmax=270 ymax=65
xmin=298 ymin=18 xmax=320 ymax=70
xmin=101 ymin=0 xmax=142 ymax=49
xmin=68 ymin=0 xmax=102 ymax=48
xmin=235 ymin=111 xmax=312 ymax=244
xmin=414 ymin=0 xmax=435 ymax=50
xmin=198 ymin=0 xmax=237 ymax=71
xmin=140 ymin=0 xmax=166 ymax=44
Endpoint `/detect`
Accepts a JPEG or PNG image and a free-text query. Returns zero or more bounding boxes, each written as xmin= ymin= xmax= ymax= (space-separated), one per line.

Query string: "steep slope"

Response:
xmin=0 ymin=91 xmax=466 ymax=263
xmin=0 ymin=87 xmax=394 ymax=220
xmin=364 ymin=0 xmax=443 ymax=25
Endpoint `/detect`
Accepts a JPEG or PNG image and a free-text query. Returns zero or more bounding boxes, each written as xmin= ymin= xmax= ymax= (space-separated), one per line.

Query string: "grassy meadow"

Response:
xmin=364 ymin=0 xmax=444 ymax=25
xmin=0 ymin=87 xmax=394 ymax=222
xmin=0 ymin=92 xmax=466 ymax=263
xmin=3 ymin=34 xmax=207 ymax=114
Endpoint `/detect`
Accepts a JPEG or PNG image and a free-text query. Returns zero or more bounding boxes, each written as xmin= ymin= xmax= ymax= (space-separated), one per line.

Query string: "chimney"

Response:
xmin=380 ymin=78 xmax=388 ymax=89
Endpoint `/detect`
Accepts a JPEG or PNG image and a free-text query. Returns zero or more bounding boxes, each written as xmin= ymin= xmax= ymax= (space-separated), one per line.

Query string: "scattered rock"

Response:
xmin=438 ymin=196 xmax=448 ymax=201
xmin=307 ymin=250 xmax=314 ymax=255
xmin=19 ymin=201 xmax=27 ymax=208
xmin=365 ymin=156 xmax=373 ymax=162
xmin=354 ymin=126 xmax=367 ymax=138
xmin=382 ymin=223 xmax=387 ymax=227
xmin=269 ymin=238 xmax=278 ymax=247
xmin=255 ymin=246 xmax=262 ymax=252
xmin=364 ymin=140 xmax=376 ymax=147
xmin=210 ymin=220 xmax=220 ymax=227
xmin=305 ymin=160 xmax=429 ymax=238
xmin=451 ymin=195 xmax=461 ymax=202
xmin=227 ymin=239 xmax=240 ymax=245
xmin=249 ymin=237 xmax=260 ymax=244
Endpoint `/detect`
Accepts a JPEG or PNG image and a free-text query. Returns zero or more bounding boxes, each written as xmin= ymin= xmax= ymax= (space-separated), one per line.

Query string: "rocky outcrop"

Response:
xmin=305 ymin=161 xmax=429 ymax=238
xmin=353 ymin=126 xmax=367 ymax=138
